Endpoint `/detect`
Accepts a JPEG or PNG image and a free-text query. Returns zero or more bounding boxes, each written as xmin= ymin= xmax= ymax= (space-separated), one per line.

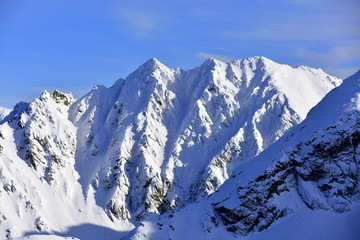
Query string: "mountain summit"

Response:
xmin=127 ymin=70 xmax=360 ymax=240
xmin=0 ymin=57 xmax=343 ymax=239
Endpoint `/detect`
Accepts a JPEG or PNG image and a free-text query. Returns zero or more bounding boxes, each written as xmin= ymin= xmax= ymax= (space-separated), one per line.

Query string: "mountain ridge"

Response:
xmin=126 ymin=69 xmax=360 ymax=240
xmin=0 ymin=57 xmax=344 ymax=239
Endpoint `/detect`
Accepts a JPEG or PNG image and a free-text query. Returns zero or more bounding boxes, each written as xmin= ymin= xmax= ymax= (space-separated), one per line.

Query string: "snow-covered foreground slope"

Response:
xmin=127 ymin=70 xmax=360 ymax=240
xmin=0 ymin=57 xmax=341 ymax=239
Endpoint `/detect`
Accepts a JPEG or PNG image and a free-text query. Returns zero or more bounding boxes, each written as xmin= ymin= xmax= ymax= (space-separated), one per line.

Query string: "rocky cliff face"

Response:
xmin=213 ymin=111 xmax=359 ymax=235
xmin=0 ymin=57 xmax=342 ymax=238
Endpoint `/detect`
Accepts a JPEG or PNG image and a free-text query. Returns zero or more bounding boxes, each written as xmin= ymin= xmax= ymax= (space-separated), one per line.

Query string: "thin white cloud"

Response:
xmin=195 ymin=52 xmax=232 ymax=62
xmin=325 ymin=67 xmax=359 ymax=79
xmin=118 ymin=10 xmax=157 ymax=31
xmin=220 ymin=0 xmax=360 ymax=42
xmin=222 ymin=20 xmax=360 ymax=41
xmin=295 ymin=43 xmax=360 ymax=78
xmin=115 ymin=11 xmax=159 ymax=38
xmin=110 ymin=2 xmax=173 ymax=38
xmin=296 ymin=44 xmax=360 ymax=66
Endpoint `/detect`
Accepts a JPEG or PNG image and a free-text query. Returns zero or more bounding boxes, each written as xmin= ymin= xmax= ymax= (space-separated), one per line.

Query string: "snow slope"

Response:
xmin=126 ymin=70 xmax=360 ymax=240
xmin=0 ymin=92 xmax=132 ymax=239
xmin=0 ymin=57 xmax=341 ymax=238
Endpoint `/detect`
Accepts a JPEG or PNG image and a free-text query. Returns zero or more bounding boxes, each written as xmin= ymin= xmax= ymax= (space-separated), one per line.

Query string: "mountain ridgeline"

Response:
xmin=0 ymin=57 xmax=348 ymax=239
xmin=127 ymin=70 xmax=360 ymax=240
xmin=69 ymin=57 xmax=340 ymax=220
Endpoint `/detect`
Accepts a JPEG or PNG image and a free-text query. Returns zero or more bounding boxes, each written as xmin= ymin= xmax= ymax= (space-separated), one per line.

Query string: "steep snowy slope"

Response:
xmin=0 ymin=57 xmax=341 ymax=239
xmin=69 ymin=57 xmax=340 ymax=221
xmin=126 ymin=70 xmax=360 ymax=240
xmin=0 ymin=91 xmax=132 ymax=239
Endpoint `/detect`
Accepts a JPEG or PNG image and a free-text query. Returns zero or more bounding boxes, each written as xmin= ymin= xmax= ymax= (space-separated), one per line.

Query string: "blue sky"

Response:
xmin=0 ymin=0 xmax=359 ymax=108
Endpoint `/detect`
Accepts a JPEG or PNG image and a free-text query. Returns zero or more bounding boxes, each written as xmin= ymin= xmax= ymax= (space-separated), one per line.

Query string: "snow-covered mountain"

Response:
xmin=127 ymin=70 xmax=360 ymax=240
xmin=0 ymin=57 xmax=342 ymax=239
xmin=0 ymin=92 xmax=133 ymax=239
xmin=69 ymin=57 xmax=340 ymax=221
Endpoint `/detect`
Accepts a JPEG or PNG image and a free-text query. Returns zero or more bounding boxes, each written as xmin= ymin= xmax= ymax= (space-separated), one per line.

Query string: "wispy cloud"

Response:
xmin=118 ymin=10 xmax=158 ymax=32
xmin=295 ymin=42 xmax=360 ymax=78
xmin=220 ymin=0 xmax=360 ymax=43
xmin=195 ymin=52 xmax=232 ymax=62
xmin=325 ymin=67 xmax=359 ymax=79
xmin=222 ymin=18 xmax=360 ymax=42
xmin=296 ymin=44 xmax=360 ymax=66
xmin=111 ymin=3 xmax=172 ymax=38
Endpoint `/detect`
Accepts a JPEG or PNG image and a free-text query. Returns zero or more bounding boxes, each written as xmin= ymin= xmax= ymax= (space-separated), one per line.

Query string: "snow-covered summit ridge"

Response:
xmin=68 ymin=56 xmax=341 ymax=220
xmin=127 ymin=70 xmax=360 ymax=240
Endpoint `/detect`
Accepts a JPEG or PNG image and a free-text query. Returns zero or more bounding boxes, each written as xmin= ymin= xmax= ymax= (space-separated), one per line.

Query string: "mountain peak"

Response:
xmin=38 ymin=90 xmax=75 ymax=106
xmin=143 ymin=57 xmax=161 ymax=66
xmin=51 ymin=90 xmax=75 ymax=106
xmin=149 ymin=57 xmax=160 ymax=63
xmin=136 ymin=57 xmax=166 ymax=72
xmin=125 ymin=65 xmax=360 ymax=240
xmin=201 ymin=57 xmax=227 ymax=70
xmin=126 ymin=57 xmax=173 ymax=85
xmin=244 ymin=56 xmax=275 ymax=66
xmin=205 ymin=57 xmax=222 ymax=63
xmin=252 ymin=56 xmax=271 ymax=62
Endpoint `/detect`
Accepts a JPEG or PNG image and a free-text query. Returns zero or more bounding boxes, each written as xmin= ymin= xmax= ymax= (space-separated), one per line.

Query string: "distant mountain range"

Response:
xmin=1 ymin=57 xmax=358 ymax=240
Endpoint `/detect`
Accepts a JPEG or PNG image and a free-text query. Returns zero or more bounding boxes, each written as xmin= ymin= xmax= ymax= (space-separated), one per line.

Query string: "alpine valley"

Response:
xmin=0 ymin=57 xmax=359 ymax=240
